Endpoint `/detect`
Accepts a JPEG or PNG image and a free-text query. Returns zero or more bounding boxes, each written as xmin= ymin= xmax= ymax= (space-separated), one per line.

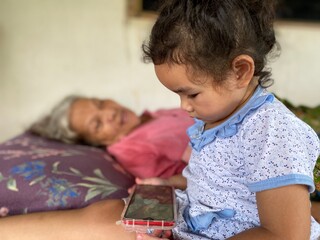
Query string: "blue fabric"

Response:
xmin=248 ymin=173 xmax=315 ymax=192
xmin=183 ymin=205 xmax=235 ymax=232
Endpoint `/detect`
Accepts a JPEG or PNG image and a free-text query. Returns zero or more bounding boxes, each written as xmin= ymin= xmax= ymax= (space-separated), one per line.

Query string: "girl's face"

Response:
xmin=155 ymin=63 xmax=253 ymax=129
xmin=69 ymin=98 xmax=141 ymax=146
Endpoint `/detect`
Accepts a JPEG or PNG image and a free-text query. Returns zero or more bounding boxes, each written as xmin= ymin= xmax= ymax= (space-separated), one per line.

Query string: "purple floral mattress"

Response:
xmin=0 ymin=132 xmax=134 ymax=216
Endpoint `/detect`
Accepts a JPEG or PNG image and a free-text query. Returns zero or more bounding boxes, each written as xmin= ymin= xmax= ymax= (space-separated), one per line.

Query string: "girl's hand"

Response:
xmin=181 ymin=145 xmax=192 ymax=163
xmin=136 ymin=230 xmax=172 ymax=240
xmin=0 ymin=207 xmax=9 ymax=217
xmin=135 ymin=177 xmax=169 ymax=186
xmin=128 ymin=177 xmax=169 ymax=194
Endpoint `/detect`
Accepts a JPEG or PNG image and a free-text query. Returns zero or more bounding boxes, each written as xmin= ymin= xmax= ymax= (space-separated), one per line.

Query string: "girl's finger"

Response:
xmin=136 ymin=233 xmax=169 ymax=240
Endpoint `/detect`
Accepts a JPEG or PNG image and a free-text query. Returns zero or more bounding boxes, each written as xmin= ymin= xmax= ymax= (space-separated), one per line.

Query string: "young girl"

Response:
xmin=1 ymin=0 xmax=319 ymax=239
xmin=137 ymin=0 xmax=320 ymax=239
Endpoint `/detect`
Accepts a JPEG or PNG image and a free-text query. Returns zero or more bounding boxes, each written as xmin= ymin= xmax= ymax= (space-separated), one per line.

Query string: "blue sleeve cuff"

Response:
xmin=247 ymin=174 xmax=315 ymax=193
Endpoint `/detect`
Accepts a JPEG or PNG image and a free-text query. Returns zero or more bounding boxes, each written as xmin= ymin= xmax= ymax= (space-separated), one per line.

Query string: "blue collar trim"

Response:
xmin=187 ymin=86 xmax=274 ymax=152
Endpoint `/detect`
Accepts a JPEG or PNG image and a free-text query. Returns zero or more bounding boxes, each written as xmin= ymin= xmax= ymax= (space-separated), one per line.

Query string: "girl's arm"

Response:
xmin=181 ymin=145 xmax=192 ymax=163
xmin=166 ymin=174 xmax=187 ymax=190
xmin=136 ymin=174 xmax=187 ymax=190
xmin=0 ymin=200 xmax=136 ymax=240
xmin=229 ymin=184 xmax=311 ymax=240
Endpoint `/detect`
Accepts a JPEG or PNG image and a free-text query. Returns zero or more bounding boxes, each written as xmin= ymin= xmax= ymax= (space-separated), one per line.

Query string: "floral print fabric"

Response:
xmin=0 ymin=132 xmax=134 ymax=216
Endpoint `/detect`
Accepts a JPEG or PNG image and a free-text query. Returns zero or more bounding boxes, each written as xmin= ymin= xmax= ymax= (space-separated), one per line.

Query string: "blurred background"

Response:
xmin=0 ymin=0 xmax=319 ymax=143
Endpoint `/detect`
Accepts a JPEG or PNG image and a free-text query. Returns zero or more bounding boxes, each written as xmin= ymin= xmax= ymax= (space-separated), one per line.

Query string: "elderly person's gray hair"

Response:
xmin=29 ymin=95 xmax=83 ymax=144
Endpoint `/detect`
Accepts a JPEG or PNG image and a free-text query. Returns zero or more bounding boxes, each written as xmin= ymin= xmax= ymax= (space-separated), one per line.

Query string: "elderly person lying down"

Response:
xmin=30 ymin=95 xmax=194 ymax=180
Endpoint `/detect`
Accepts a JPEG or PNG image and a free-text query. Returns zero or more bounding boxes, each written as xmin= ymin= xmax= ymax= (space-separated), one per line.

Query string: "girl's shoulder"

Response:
xmin=244 ymin=97 xmax=306 ymax=125
xmin=240 ymin=97 xmax=319 ymax=141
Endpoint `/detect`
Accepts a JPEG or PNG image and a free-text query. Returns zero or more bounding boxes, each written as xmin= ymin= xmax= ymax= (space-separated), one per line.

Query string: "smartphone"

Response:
xmin=120 ymin=184 xmax=176 ymax=232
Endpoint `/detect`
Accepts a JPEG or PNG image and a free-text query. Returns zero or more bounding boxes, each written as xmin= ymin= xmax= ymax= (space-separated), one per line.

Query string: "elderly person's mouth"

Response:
xmin=120 ymin=109 xmax=127 ymax=126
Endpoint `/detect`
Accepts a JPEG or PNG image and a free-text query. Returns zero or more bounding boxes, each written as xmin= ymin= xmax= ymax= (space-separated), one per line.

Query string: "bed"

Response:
xmin=0 ymin=131 xmax=135 ymax=216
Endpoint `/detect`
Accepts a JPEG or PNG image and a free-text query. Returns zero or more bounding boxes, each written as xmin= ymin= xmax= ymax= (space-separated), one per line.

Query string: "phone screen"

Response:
xmin=123 ymin=185 xmax=175 ymax=223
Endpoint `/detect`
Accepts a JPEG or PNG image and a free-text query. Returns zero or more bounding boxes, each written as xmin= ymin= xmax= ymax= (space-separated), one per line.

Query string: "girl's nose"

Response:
xmin=180 ymin=98 xmax=193 ymax=113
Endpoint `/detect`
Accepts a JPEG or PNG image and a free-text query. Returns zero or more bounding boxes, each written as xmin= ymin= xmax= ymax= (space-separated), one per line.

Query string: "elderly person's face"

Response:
xmin=69 ymin=98 xmax=141 ymax=146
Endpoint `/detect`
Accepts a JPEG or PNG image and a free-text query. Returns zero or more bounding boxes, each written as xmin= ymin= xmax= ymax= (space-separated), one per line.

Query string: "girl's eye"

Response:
xmin=188 ymin=93 xmax=199 ymax=99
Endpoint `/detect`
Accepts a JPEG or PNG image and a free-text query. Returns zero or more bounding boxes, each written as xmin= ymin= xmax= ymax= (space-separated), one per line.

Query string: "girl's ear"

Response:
xmin=231 ymin=55 xmax=255 ymax=88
